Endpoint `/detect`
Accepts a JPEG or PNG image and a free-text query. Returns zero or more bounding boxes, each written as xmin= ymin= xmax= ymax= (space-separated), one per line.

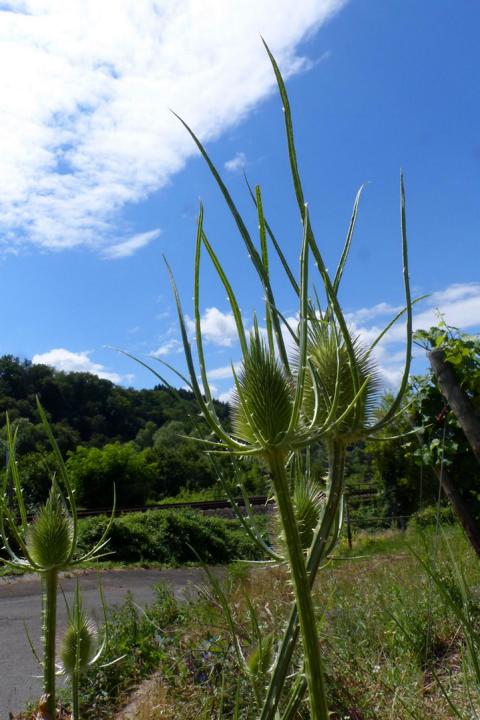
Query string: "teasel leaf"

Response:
xmin=171 ymin=110 xmax=290 ymax=373
xmin=368 ymin=172 xmax=413 ymax=433
xmin=244 ymin=171 xmax=300 ymax=296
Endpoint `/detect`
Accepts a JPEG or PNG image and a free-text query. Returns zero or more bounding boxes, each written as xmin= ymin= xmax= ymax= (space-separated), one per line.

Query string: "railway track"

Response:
xmin=23 ymin=489 xmax=380 ymax=521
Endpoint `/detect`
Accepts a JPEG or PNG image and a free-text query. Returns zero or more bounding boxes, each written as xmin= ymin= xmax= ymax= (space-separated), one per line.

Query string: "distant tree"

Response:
xmin=134 ymin=421 xmax=158 ymax=450
xmin=66 ymin=443 xmax=156 ymax=508
xmin=16 ymin=451 xmax=56 ymax=507
xmin=153 ymin=420 xmax=186 ymax=449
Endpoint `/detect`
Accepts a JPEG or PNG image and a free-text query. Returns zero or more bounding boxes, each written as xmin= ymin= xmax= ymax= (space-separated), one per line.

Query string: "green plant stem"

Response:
xmin=268 ymin=450 xmax=329 ymax=720
xmin=72 ymin=671 xmax=80 ymax=720
xmin=43 ymin=568 xmax=58 ymax=720
xmin=261 ymin=439 xmax=345 ymax=720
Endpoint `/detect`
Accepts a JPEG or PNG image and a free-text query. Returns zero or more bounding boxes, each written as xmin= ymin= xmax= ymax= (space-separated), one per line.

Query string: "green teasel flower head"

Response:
xmin=301 ymin=319 xmax=381 ymax=442
xmin=27 ymin=481 xmax=73 ymax=570
xmin=292 ymin=474 xmax=325 ymax=551
xmin=230 ymin=328 xmax=294 ymax=453
xmin=57 ymin=581 xmax=123 ymax=720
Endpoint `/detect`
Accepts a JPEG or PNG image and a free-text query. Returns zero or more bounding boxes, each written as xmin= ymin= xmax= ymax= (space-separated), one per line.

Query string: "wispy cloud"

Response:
xmin=151 ymin=339 xmax=182 ymax=357
xmin=103 ymin=230 xmax=160 ymax=260
xmin=345 ymin=301 xmax=403 ymax=324
xmin=218 ymin=387 xmax=235 ymax=403
xmin=102 ymin=229 xmax=160 ymax=259
xmin=224 ymin=152 xmax=247 ymax=173
xmin=0 ymin=0 xmax=346 ymax=253
xmin=32 ymin=347 xmax=133 ymax=384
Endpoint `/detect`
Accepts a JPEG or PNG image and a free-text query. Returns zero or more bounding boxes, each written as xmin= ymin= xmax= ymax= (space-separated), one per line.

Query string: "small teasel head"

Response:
xmin=60 ymin=586 xmax=98 ymax=676
xmin=231 ymin=330 xmax=294 ymax=454
xmin=26 ymin=480 xmax=74 ymax=570
xmin=293 ymin=475 xmax=325 ymax=550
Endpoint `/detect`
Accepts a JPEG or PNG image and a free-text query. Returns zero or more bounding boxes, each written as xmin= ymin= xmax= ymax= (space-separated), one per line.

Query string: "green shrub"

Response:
xmin=77 ymin=509 xmax=265 ymax=564
xmin=408 ymin=504 xmax=456 ymax=529
xmin=66 ymin=442 xmax=156 ymax=508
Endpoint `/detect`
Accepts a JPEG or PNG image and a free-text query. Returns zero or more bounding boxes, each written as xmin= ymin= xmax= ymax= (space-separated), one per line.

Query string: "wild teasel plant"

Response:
xmin=142 ymin=40 xmax=415 ymax=720
xmin=0 ymin=399 xmax=115 ymax=720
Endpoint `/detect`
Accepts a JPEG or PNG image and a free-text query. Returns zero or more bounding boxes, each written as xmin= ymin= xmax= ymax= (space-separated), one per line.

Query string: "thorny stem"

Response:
xmin=267 ymin=449 xmax=329 ymax=720
xmin=261 ymin=439 xmax=346 ymax=720
xmin=43 ymin=568 xmax=58 ymax=720
xmin=72 ymin=671 xmax=80 ymax=720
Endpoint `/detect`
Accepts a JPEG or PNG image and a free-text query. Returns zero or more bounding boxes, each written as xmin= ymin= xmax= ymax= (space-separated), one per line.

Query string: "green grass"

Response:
xmin=117 ymin=524 xmax=476 ymax=720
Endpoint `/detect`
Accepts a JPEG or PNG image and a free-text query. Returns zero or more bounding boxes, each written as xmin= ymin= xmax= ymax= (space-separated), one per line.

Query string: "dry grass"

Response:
xmin=120 ymin=527 xmax=478 ymax=719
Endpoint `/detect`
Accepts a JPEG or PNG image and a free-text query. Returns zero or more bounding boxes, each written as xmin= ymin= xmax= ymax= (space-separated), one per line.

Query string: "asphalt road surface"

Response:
xmin=0 ymin=567 xmax=212 ymax=718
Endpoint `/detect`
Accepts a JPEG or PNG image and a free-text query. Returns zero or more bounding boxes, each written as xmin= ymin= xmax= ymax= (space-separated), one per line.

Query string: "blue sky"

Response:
xmin=0 ymin=0 xmax=479 ymax=399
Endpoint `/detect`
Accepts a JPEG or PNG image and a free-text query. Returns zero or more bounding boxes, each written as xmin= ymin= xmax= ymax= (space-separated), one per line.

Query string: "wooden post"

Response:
xmin=345 ymin=494 xmax=353 ymax=551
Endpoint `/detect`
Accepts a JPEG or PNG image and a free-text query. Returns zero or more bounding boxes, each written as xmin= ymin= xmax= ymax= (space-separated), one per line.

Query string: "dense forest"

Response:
xmin=0 ymin=355 xmax=244 ymax=508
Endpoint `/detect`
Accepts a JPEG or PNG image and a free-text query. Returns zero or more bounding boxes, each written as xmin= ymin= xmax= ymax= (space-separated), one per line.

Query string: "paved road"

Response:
xmin=0 ymin=567 xmax=212 ymax=718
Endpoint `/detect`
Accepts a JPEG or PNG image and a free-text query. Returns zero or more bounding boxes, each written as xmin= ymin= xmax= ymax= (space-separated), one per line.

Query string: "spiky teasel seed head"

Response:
xmin=26 ymin=481 xmax=73 ymax=570
xmin=60 ymin=603 xmax=98 ymax=675
xmin=302 ymin=321 xmax=380 ymax=441
xmin=231 ymin=332 xmax=294 ymax=453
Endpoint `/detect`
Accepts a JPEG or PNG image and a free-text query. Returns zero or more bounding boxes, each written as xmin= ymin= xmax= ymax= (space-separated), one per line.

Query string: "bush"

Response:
xmin=408 ymin=503 xmax=456 ymax=529
xmin=77 ymin=508 xmax=265 ymax=564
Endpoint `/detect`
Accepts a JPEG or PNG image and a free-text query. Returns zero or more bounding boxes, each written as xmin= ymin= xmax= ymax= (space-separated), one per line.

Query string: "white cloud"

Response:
xmin=351 ymin=282 xmax=480 ymax=388
xmin=224 ymin=152 xmax=247 ymax=173
xmin=346 ymin=301 xmax=403 ymax=324
xmin=218 ymin=387 xmax=235 ymax=404
xmin=429 ymin=282 xmax=480 ymax=305
xmin=150 ymin=339 xmax=182 ymax=357
xmin=102 ymin=228 xmax=160 ymax=259
xmin=0 ymin=0 xmax=346 ymax=253
xmin=32 ymin=347 xmax=132 ymax=384
xmin=187 ymin=307 xmax=239 ymax=346
xmin=207 ymin=362 xmax=242 ymax=380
